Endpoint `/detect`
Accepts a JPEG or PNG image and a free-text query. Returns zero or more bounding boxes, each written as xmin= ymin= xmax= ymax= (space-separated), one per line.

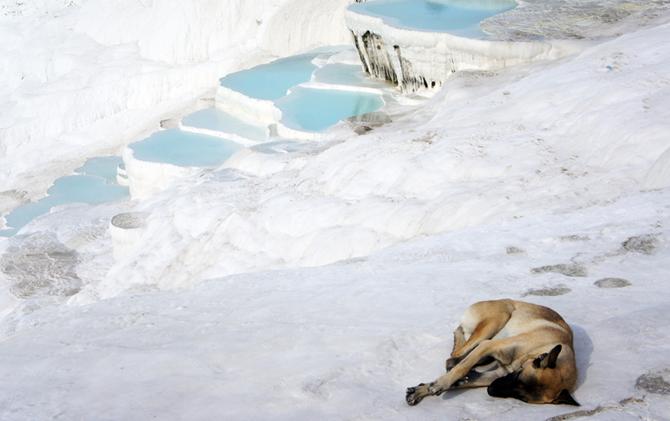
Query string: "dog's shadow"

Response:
xmin=571 ymin=324 xmax=593 ymax=388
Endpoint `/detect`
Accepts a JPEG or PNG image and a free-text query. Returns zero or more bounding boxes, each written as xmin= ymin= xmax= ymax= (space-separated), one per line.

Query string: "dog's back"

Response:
xmin=460 ymin=299 xmax=573 ymax=344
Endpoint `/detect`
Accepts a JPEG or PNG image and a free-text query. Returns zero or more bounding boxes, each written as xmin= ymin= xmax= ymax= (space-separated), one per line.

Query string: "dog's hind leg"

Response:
xmin=452 ymin=326 xmax=466 ymax=354
xmin=446 ymin=317 xmax=508 ymax=371
xmin=448 ymin=301 xmax=513 ymax=369
xmin=446 ymin=326 xmax=467 ymax=371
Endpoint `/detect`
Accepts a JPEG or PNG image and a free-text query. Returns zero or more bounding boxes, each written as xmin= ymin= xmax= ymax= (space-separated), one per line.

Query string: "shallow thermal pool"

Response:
xmin=0 ymin=157 xmax=129 ymax=237
xmin=348 ymin=0 xmax=517 ymax=37
xmin=312 ymin=63 xmax=384 ymax=88
xmin=276 ymin=87 xmax=384 ymax=132
xmin=181 ymin=108 xmax=267 ymax=142
xmin=130 ymin=129 xmax=242 ymax=167
xmin=219 ymin=53 xmax=319 ymax=100
xmin=216 ymin=46 xmax=393 ymax=133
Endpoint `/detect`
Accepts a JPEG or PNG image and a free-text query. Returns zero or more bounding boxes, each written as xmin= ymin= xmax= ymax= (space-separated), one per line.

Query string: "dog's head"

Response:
xmin=487 ymin=344 xmax=579 ymax=406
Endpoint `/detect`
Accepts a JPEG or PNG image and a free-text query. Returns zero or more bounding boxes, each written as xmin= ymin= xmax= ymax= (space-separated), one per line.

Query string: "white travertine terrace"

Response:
xmin=116 ymin=164 xmax=129 ymax=187
xmin=345 ymin=5 xmax=579 ymax=92
xmin=215 ymin=85 xmax=283 ymax=127
xmin=109 ymin=212 xmax=149 ymax=261
xmin=122 ymin=146 xmax=201 ymax=200
xmin=177 ymin=121 xmax=265 ymax=147
xmin=126 ymin=64 xmax=391 ymax=197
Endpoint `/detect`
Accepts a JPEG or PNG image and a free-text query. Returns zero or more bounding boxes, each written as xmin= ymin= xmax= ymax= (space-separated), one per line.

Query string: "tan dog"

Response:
xmin=406 ymin=299 xmax=579 ymax=406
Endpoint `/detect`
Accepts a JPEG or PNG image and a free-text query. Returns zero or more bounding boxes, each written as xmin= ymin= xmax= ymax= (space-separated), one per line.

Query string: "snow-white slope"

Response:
xmin=1 ymin=188 xmax=668 ymax=420
xmin=88 ymin=21 xmax=670 ymax=297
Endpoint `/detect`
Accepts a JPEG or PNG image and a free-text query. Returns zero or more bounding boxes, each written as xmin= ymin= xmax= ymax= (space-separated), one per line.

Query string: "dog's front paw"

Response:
xmin=406 ymin=382 xmax=443 ymax=406
xmin=406 ymin=383 xmax=429 ymax=406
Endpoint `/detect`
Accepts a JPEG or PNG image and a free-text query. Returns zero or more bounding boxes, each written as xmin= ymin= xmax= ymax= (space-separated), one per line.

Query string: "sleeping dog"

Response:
xmin=406 ymin=299 xmax=579 ymax=406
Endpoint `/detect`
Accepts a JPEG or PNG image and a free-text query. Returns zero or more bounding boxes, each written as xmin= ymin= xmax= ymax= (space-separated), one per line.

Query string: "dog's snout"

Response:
xmin=487 ymin=372 xmax=519 ymax=398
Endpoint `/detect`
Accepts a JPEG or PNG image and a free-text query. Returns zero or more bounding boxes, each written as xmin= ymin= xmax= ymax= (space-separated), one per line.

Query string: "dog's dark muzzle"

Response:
xmin=487 ymin=371 xmax=521 ymax=398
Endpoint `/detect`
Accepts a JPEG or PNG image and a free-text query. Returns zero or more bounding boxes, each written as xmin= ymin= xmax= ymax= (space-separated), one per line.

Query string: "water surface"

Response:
xmin=182 ymin=108 xmax=267 ymax=141
xmin=219 ymin=54 xmax=319 ymax=100
xmin=130 ymin=129 xmax=241 ymax=167
xmin=313 ymin=63 xmax=379 ymax=87
xmin=1 ymin=157 xmax=128 ymax=237
xmin=277 ymin=87 xmax=384 ymax=132
xmin=348 ymin=0 xmax=516 ymax=37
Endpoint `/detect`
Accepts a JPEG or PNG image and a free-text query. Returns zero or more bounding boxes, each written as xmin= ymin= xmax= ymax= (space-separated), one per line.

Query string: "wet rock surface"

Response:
xmin=523 ymin=284 xmax=572 ymax=297
xmin=622 ymin=234 xmax=659 ymax=255
xmin=636 ymin=370 xmax=670 ymax=395
xmin=595 ymin=277 xmax=632 ymax=288
xmin=531 ymin=263 xmax=588 ymax=277
xmin=545 ymin=397 xmax=645 ymax=421
xmin=349 ymin=111 xmax=392 ymax=135
xmin=111 ymin=212 xmax=149 ymax=230
xmin=0 ymin=233 xmax=82 ymax=298
xmin=348 ymin=111 xmax=392 ymax=126
xmin=506 ymin=246 xmax=526 ymax=255
xmin=560 ymin=234 xmax=590 ymax=242
xmin=353 ymin=125 xmax=373 ymax=135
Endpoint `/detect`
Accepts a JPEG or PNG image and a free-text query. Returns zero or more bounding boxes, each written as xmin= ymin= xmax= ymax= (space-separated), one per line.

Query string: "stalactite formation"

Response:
xmin=351 ymin=31 xmax=370 ymax=74
xmin=352 ymin=30 xmax=441 ymax=93
xmin=359 ymin=31 xmax=399 ymax=86
xmin=395 ymin=45 xmax=441 ymax=92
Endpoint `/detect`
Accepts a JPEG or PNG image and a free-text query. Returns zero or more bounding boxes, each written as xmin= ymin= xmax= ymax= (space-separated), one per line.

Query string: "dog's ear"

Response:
xmin=553 ymin=389 xmax=579 ymax=406
xmin=546 ymin=344 xmax=562 ymax=369
xmin=532 ymin=353 xmax=548 ymax=369
xmin=533 ymin=344 xmax=562 ymax=369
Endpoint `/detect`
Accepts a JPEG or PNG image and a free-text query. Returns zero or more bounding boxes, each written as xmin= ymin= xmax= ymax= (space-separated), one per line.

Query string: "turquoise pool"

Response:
xmin=0 ymin=157 xmax=129 ymax=237
xmin=182 ymin=108 xmax=267 ymax=141
xmin=348 ymin=0 xmax=516 ymax=37
xmin=219 ymin=53 xmax=319 ymax=100
xmin=312 ymin=63 xmax=382 ymax=87
xmin=277 ymin=87 xmax=384 ymax=132
xmin=130 ymin=129 xmax=242 ymax=167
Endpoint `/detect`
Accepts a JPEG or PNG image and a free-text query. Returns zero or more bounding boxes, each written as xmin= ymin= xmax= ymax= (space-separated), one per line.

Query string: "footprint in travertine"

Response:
xmin=111 ymin=212 xmax=148 ymax=230
xmin=302 ymin=378 xmax=331 ymax=399
xmin=506 ymin=246 xmax=525 ymax=255
xmin=622 ymin=234 xmax=659 ymax=255
xmin=302 ymin=370 xmax=341 ymax=400
xmin=523 ymin=284 xmax=571 ymax=297
xmin=531 ymin=263 xmax=588 ymax=277
xmin=559 ymin=235 xmax=590 ymax=242
xmin=636 ymin=370 xmax=670 ymax=395
xmin=594 ymin=278 xmax=632 ymax=289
